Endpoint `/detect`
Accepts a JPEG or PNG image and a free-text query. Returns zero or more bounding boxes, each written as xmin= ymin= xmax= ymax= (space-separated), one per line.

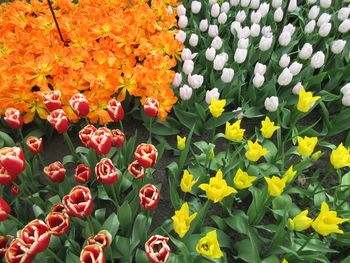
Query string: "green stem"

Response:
xmin=297 ymin=232 xmax=316 ymax=252
xmin=109 ymin=184 xmax=119 ymax=207
xmin=276 ymin=109 xmax=284 ymax=170
xmin=119 ymin=121 xmax=124 ymax=131
xmin=188 ymin=200 xmax=211 ymax=236
xmin=63 ymin=132 xmax=79 ymax=162
xmin=7 ymin=214 xmax=24 ymax=227
xmin=148 ymin=118 xmax=152 ymax=144
xmin=87 ymin=216 xmax=94 ymax=237
xmin=46 ymin=247 xmax=64 ymax=263
xmin=38 ymin=153 xmax=46 ymax=167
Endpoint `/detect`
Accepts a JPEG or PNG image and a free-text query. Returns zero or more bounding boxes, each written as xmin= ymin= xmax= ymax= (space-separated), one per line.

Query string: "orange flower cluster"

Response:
xmin=0 ymin=0 xmax=183 ymax=124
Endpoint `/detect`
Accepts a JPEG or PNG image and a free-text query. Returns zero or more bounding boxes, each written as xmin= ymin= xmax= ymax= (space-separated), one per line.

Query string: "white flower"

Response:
xmin=253 ymin=73 xmax=265 ymax=88
xmin=205 ymin=47 xmax=216 ymax=61
xmin=307 ymin=0 xmax=317 ymax=3
xmin=338 ymin=19 xmax=350 ymax=33
xmin=172 ymin=73 xmax=182 ymax=87
xmin=189 ymin=34 xmax=199 ymax=47
xmin=292 ymin=82 xmax=303 ymax=95
xmin=259 ymin=36 xmax=273 ymax=51
xmin=237 ymin=26 xmax=251 ymax=39
xmin=230 ymin=0 xmax=240 ymax=6
xmin=221 ymin=2 xmax=230 ymax=13
xmin=284 ymin=24 xmax=296 ymax=35
xmin=208 ymin=25 xmax=219 ymax=37
xmin=305 ymin=20 xmax=316 ymax=33
xmin=342 ymin=95 xmax=350 ymax=106
xmin=205 ymin=88 xmax=220 ymax=104
xmin=182 ymin=60 xmax=194 ymax=75
xmin=331 ymin=39 xmax=347 ymax=54
xmin=254 ymin=62 xmax=267 ymax=75
xmin=178 ymin=16 xmax=188 ymax=29
xmin=177 ymin=5 xmax=186 ymax=16
xmin=308 ymin=5 xmax=320 ymax=20
xmin=231 ymin=21 xmax=242 ymax=34
xmin=278 ymin=68 xmax=293 ymax=86
xmin=264 ymin=96 xmax=279 ymax=112
xmin=191 ymin=1 xmax=202 ymax=14
xmin=319 ymin=22 xmax=332 ymax=37
xmin=238 ymin=38 xmax=249 ymax=49
xmin=179 ymin=85 xmax=192 ymax=100
xmin=211 ymin=3 xmax=220 ymax=17
xmin=250 ymin=23 xmax=261 ymax=37
xmin=234 ymin=48 xmax=248 ymax=64
xmin=211 ymin=36 xmax=223 ymax=50
xmin=289 ymin=62 xmax=303 ymax=76
xmin=272 ymin=0 xmax=282 ymax=8
xmin=279 ymin=54 xmax=290 ymax=68
xmin=338 ymin=7 xmax=350 ymax=21
xmin=288 ymin=0 xmax=297 ymax=12
xmin=218 ymin=13 xmax=228 ymax=24
xmin=320 ymin=0 xmax=332 ymax=8
xmin=209 ymin=0 xmax=218 ymax=4
xmin=241 ymin=0 xmax=250 ymax=7
xmin=213 ymin=53 xmax=229 ymax=70
xmin=221 ymin=68 xmax=235 ymax=83
xmin=299 ymin=43 xmax=313 ymax=60
xmin=262 ymin=26 xmax=272 ymax=37
xmin=251 ymin=11 xmax=262 ymax=24
xmin=236 ymin=10 xmax=247 ymax=23
xmin=341 ymin=83 xmax=350 ymax=95
xmin=317 ymin=13 xmax=331 ymax=27
xmin=274 ymin=8 xmax=284 ymax=22
xmin=310 ymin=51 xmax=325 ymax=69
xmin=258 ymin=3 xmax=270 ymax=17
xmin=279 ymin=31 xmax=291 ymax=46
xmin=199 ymin=19 xmax=209 ymax=32
xmin=188 ymin=74 xmax=204 ymax=89
xmin=181 ymin=48 xmax=192 ymax=60
xmin=250 ymin=0 xmax=260 ymax=9
xmin=175 ymin=30 xmax=186 ymax=43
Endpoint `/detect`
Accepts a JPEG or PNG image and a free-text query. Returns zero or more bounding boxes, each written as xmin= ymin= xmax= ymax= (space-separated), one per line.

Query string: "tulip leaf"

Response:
xmin=150 ymin=121 xmax=180 ymax=136
xmin=135 ymin=248 xmax=149 ymax=263
xmin=103 ymin=212 xmax=120 ymax=239
xmin=205 ymin=112 xmax=237 ymax=130
xmin=130 ymin=214 xmax=151 ymax=251
xmin=0 ymin=131 xmax=15 ymax=146
xmin=234 ymin=238 xmax=261 ymax=263
xmin=174 ymin=107 xmax=201 ymax=135
xmin=117 ymin=201 xmax=132 ymax=231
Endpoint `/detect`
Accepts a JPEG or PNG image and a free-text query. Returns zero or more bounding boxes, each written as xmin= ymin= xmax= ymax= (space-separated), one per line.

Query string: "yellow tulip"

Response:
xmin=177 ymin=135 xmax=186 ymax=150
xmin=282 ymin=166 xmax=296 ymax=183
xmin=171 ymin=202 xmax=197 ymax=238
xmin=209 ymin=99 xmax=226 ymax=118
xmin=196 ymin=230 xmax=223 ymax=259
xmin=233 ymin=168 xmax=257 ymax=190
xmin=245 ymin=140 xmax=268 ymax=162
xmin=264 ymin=176 xmax=287 ymax=197
xmin=287 ymin=210 xmax=313 ymax=231
xmin=296 ymin=87 xmax=320 ymax=113
xmin=282 ymin=259 xmax=288 ymax=263
xmin=260 ymin=116 xmax=280 ymax=139
xmin=180 ymin=170 xmax=198 ymax=193
xmin=330 ymin=143 xmax=350 ymax=169
xmin=312 ymin=202 xmax=349 ymax=236
xmin=199 ymin=169 xmax=237 ymax=203
xmin=311 ymin=150 xmax=322 ymax=161
xmin=225 ymin=120 xmax=245 ymax=142
xmin=296 ymin=136 xmax=318 ymax=157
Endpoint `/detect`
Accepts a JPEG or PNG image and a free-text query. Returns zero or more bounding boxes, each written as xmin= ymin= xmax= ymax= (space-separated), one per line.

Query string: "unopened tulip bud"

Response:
xmin=274 ymin=8 xmax=284 ymax=22
xmin=254 ymin=62 xmax=266 ymax=75
xmin=182 ymin=60 xmax=194 ymax=75
xmin=181 ymin=48 xmax=192 ymax=61
xmin=305 ymin=20 xmax=316 ymax=33
xmin=179 ymin=85 xmax=193 ymax=101
xmin=199 ymin=19 xmax=209 ymax=32
xmin=218 ymin=12 xmax=228 ymax=24
xmin=191 ymin=1 xmax=202 ymax=14
xmin=172 ymin=73 xmax=182 ymax=87
xmin=208 ymin=25 xmax=219 ymax=37
xmin=338 ymin=7 xmax=350 ymax=21
xmin=205 ymin=47 xmax=216 ymax=61
xmin=107 ymin=98 xmax=124 ymax=122
xmin=234 ymin=48 xmax=248 ymax=64
xmin=342 ymin=95 xmax=350 ymax=106
xmin=310 ymin=51 xmax=325 ymax=69
xmin=253 ymin=73 xmax=265 ymax=88
xmin=288 ymin=0 xmax=297 ymax=12
xmin=175 ymin=30 xmax=186 ymax=43
xmin=241 ymin=0 xmax=250 ymax=7
xmin=258 ymin=3 xmax=270 ymax=17
xmin=279 ymin=31 xmax=291 ymax=46
xmin=211 ymin=36 xmax=223 ymax=50
xmin=299 ymin=43 xmax=313 ymax=60
xmin=319 ymin=22 xmax=332 ymax=37
xmin=278 ymin=68 xmax=293 ymax=86
xmin=189 ymin=34 xmax=199 ymax=47
xmin=341 ymin=83 xmax=350 ymax=95
xmin=308 ymin=5 xmax=320 ymax=20
xmin=264 ymin=96 xmax=279 ymax=112
xmin=292 ymin=82 xmax=303 ymax=95
xmin=338 ymin=19 xmax=350 ymax=33
xmin=221 ymin=68 xmax=235 ymax=83
xmin=251 ymin=11 xmax=262 ymax=24
xmin=211 ymin=3 xmax=220 ymax=17
xmin=259 ymin=36 xmax=273 ymax=51
xmin=279 ymin=54 xmax=291 ymax=68
xmin=178 ymin=15 xmax=188 ymax=28
xmin=230 ymin=0 xmax=239 ymax=6
xmin=236 ymin=10 xmax=246 ymax=23
xmin=320 ymin=0 xmax=332 ymax=8
xmin=250 ymin=23 xmax=260 ymax=37
xmin=272 ymin=0 xmax=282 ymax=8
xmin=221 ymin=2 xmax=230 ymax=13
xmin=250 ymin=0 xmax=260 ymax=9
xmin=317 ymin=13 xmax=331 ymax=27
xmin=69 ymin=93 xmax=89 ymax=117
xmin=289 ymin=62 xmax=303 ymax=76
xmin=4 ymin=108 xmax=23 ymax=129
xmin=47 ymin=109 xmax=69 ymax=133
xmin=237 ymin=26 xmax=251 ymax=39
xmin=188 ymin=74 xmax=204 ymax=89
xmin=213 ymin=53 xmax=228 ymax=70
xmin=205 ymin=88 xmax=220 ymax=104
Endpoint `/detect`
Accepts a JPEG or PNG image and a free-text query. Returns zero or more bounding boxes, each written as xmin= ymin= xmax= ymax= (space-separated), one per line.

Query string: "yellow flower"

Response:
xmin=312 ymin=202 xmax=349 ymax=236
xmin=282 ymin=259 xmax=288 ymax=263
xmin=311 ymin=150 xmax=322 ymax=161
xmin=330 ymin=143 xmax=350 ymax=169
xmin=180 ymin=170 xmax=198 ymax=193
xmin=196 ymin=230 xmax=223 ymax=259
xmin=199 ymin=169 xmax=237 ymax=203
xmin=171 ymin=202 xmax=197 ymax=238
xmin=264 ymin=176 xmax=287 ymax=197
xmin=283 ymin=166 xmax=297 ymax=183
xmin=296 ymin=87 xmax=320 ymax=113
xmin=177 ymin=135 xmax=186 ymax=150
xmin=245 ymin=140 xmax=268 ymax=162
xmin=287 ymin=210 xmax=313 ymax=231
xmin=233 ymin=168 xmax=257 ymax=190
xmin=260 ymin=116 xmax=280 ymax=139
xmin=209 ymin=99 xmax=226 ymax=118
xmin=225 ymin=120 xmax=245 ymax=142
xmin=297 ymin=136 xmax=318 ymax=157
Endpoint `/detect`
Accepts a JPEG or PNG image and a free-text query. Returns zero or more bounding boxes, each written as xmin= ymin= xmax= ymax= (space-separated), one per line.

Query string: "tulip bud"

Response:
xmin=139 ymin=184 xmax=160 ymax=210
xmin=317 ymin=13 xmax=331 ymax=26
xmin=278 ymin=68 xmax=293 ymax=86
xmin=253 ymin=73 xmax=265 ymax=88
xmin=69 ymin=93 xmax=89 ymax=117
xmin=205 ymin=88 xmax=220 ymax=105
xmin=320 ymin=0 xmax=331 ymax=8
xmin=4 ymin=108 xmax=23 ymax=129
xmin=47 ymin=109 xmax=69 ymax=133
xmin=135 ymin=144 xmax=158 ymax=168
xmin=90 ymin=127 xmax=112 ymax=155
xmin=179 ymin=85 xmax=193 ymax=100
xmin=262 ymin=26 xmax=272 ymax=37
xmin=208 ymin=25 xmax=219 ymax=37
xmin=250 ymin=0 xmax=260 ymax=9
xmin=111 ymin=129 xmax=125 ymax=148
xmin=182 ymin=60 xmax=194 ymax=75
xmin=88 ymin=230 xmax=112 ymax=249
xmin=234 ymin=48 xmax=248 ymax=64
xmin=189 ymin=34 xmax=199 ymax=47
xmin=221 ymin=68 xmax=235 ymax=83
xmin=63 ymin=186 xmax=93 ymax=218
xmin=199 ymin=19 xmax=209 ymax=32
xmin=128 ymin=160 xmax=145 ymax=179
xmin=288 ymin=0 xmax=297 ymax=12
xmin=341 ymin=83 xmax=350 ymax=95
xmin=80 ymin=244 xmax=105 ymax=263
xmin=284 ymin=24 xmax=296 ymax=35
xmin=74 ymin=164 xmax=92 ymax=184
xmin=258 ymin=3 xmax=270 ymax=17
xmin=250 ymin=23 xmax=261 ymax=37
xmin=0 ymin=147 xmax=25 ymax=177
xmin=342 ymin=95 xmax=350 ymax=106
xmin=211 ymin=3 xmax=220 ymax=17
xmin=259 ymin=36 xmax=273 ymax=51
xmin=44 ymin=161 xmax=66 ymax=183
xmin=230 ymin=0 xmax=239 ymax=6
xmin=26 ymin=136 xmax=43 ymax=155
xmin=107 ymin=98 xmax=124 ymax=122
xmin=45 ymin=212 xmax=70 ymax=236
xmin=144 ymin=98 xmax=159 ymax=118
xmin=188 ymin=74 xmax=204 ymax=90
xmin=42 ymin=90 xmax=62 ymax=112
xmin=172 ymin=73 xmax=182 ymax=88
xmin=289 ymin=62 xmax=303 ymax=76
xmin=177 ymin=5 xmax=186 ymax=16
xmin=181 ymin=48 xmax=192 ymax=61
xmin=5 ymin=239 xmax=34 ymax=263
xmin=11 ymin=184 xmax=20 ymax=196
xmin=231 ymin=21 xmax=241 ymax=34
xmin=339 ymin=19 xmax=350 ymax=33
xmin=221 ymin=2 xmax=230 ymax=13
xmin=338 ymin=7 xmax=350 ymax=21
xmin=236 ymin=10 xmax=246 ymax=23
xmin=211 ymin=36 xmax=223 ymax=50
xmin=178 ymin=15 xmax=188 ymax=28
xmin=205 ymin=47 xmax=216 ymax=61
xmin=213 ymin=53 xmax=228 ymax=70
xmin=279 ymin=31 xmax=291 ymax=46
xmin=274 ymin=8 xmax=284 ymax=22
xmin=241 ymin=0 xmax=250 ymax=7
xmin=238 ymin=26 xmax=251 ymax=39
xmin=305 ymin=20 xmax=316 ymax=33
xmin=254 ymin=62 xmax=266 ymax=75
xmin=95 ymin=158 xmax=119 ymax=184
xmin=299 ymin=43 xmax=313 ymax=60
xmin=238 ymin=38 xmax=249 ymax=49
xmin=191 ymin=1 xmax=202 ymax=14
xmin=175 ymin=30 xmax=186 ymax=43
xmin=272 ymin=0 xmax=282 ymax=8
xmin=0 ymin=197 xmax=11 ymax=222
xmin=310 ymin=51 xmax=325 ymax=68
xmin=308 ymin=5 xmax=320 ymax=20
xmin=218 ymin=12 xmax=228 ymax=24
xmin=145 ymin=235 xmax=171 ymax=263
xmin=264 ymin=96 xmax=279 ymax=112
xmin=79 ymin=124 xmax=97 ymax=148
xmin=292 ymin=82 xmax=303 ymax=95
xmin=307 ymin=0 xmax=317 ymax=3
xmin=279 ymin=54 xmax=291 ymax=68
xmin=319 ymin=22 xmax=332 ymax=37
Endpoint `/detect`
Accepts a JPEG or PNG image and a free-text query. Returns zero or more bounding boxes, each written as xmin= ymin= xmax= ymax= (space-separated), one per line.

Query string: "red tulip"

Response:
xmin=80 ymin=244 xmax=105 ymax=263
xmin=107 ymin=98 xmax=124 ymax=122
xmin=90 ymin=127 xmax=112 ymax=155
xmin=135 ymin=143 xmax=158 ymax=168
xmin=144 ymin=98 xmax=159 ymax=118
xmin=45 ymin=212 xmax=70 ymax=236
xmin=63 ymin=186 xmax=93 ymax=218
xmin=139 ymin=184 xmax=159 ymax=211
xmin=0 ymin=235 xmax=8 ymax=256
xmin=79 ymin=125 xmax=97 ymax=148
xmin=145 ymin=235 xmax=170 ymax=263
xmin=44 ymin=161 xmax=66 ymax=183
xmin=18 ymin=219 xmax=51 ymax=254
xmin=5 ymin=238 xmax=34 ymax=263
xmin=69 ymin=93 xmax=90 ymax=117
xmin=0 ymin=147 xmax=26 ymax=177
xmin=0 ymin=162 xmax=15 ymax=185
xmin=4 ymin=108 xmax=23 ymax=129
xmin=42 ymin=90 xmax=62 ymax=112
xmin=111 ymin=129 xmax=125 ymax=148
xmin=87 ymin=230 xmax=112 ymax=249
xmin=51 ymin=203 xmax=66 ymax=213
xmin=26 ymin=136 xmax=43 ymax=155
xmin=11 ymin=185 xmax=20 ymax=196
xmin=128 ymin=160 xmax=145 ymax=179
xmin=0 ymin=197 xmax=11 ymax=222
xmin=95 ymin=158 xmax=119 ymax=184
xmin=47 ymin=109 xmax=69 ymax=133
xmin=74 ymin=164 xmax=92 ymax=184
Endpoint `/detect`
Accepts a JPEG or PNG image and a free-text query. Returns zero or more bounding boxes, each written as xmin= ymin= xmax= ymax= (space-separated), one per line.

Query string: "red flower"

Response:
xmin=80 ymin=244 xmax=105 ymax=263
xmin=51 ymin=203 xmax=66 ymax=213
xmin=74 ymin=164 xmax=92 ymax=184
xmin=5 ymin=238 xmax=34 ymax=263
xmin=0 ymin=235 xmax=8 ymax=256
xmin=11 ymin=184 xmax=20 ymax=196
xmin=107 ymin=98 xmax=124 ymax=122
xmin=0 ymin=197 xmax=10 ymax=222
xmin=0 ymin=162 xmax=15 ymax=185
xmin=95 ymin=158 xmax=119 ymax=184
xmin=128 ymin=160 xmax=145 ymax=179
xmin=0 ymin=147 xmax=26 ymax=177
xmin=87 ymin=230 xmax=112 ymax=249
xmin=63 ymin=186 xmax=93 ymax=218
xmin=18 ymin=219 xmax=51 ymax=255
xmin=4 ymin=108 xmax=23 ymax=129
xmin=139 ymin=184 xmax=160 ymax=211
xmin=26 ymin=136 xmax=43 ymax=155
xmin=44 ymin=161 xmax=66 ymax=183
xmin=69 ymin=93 xmax=90 ymax=117
xmin=90 ymin=127 xmax=112 ymax=155
xmin=135 ymin=144 xmax=158 ymax=168
xmin=144 ymin=98 xmax=159 ymax=118
xmin=79 ymin=125 xmax=97 ymax=148
xmin=42 ymin=90 xmax=62 ymax=112
xmin=145 ymin=235 xmax=170 ymax=263
xmin=111 ymin=129 xmax=125 ymax=148
xmin=45 ymin=212 xmax=70 ymax=236
xmin=47 ymin=109 xmax=69 ymax=133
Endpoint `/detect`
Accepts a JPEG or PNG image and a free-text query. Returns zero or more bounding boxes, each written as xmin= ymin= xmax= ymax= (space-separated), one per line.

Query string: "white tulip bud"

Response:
xmin=319 ymin=22 xmax=332 ymax=37
xmin=320 ymin=0 xmax=331 ymax=8
xmin=272 ymin=0 xmax=282 ymax=8
xmin=278 ymin=68 xmax=293 ymax=86
xmin=234 ymin=48 xmax=248 ymax=64
xmin=264 ymin=96 xmax=279 ymax=112
xmin=238 ymin=38 xmax=249 ymax=49
xmin=233 ymin=107 xmax=244 ymax=119
xmin=274 ymin=8 xmax=284 ymax=22
xmin=221 ymin=2 xmax=230 ymax=13
xmin=250 ymin=0 xmax=260 ymax=9
xmin=254 ymin=62 xmax=267 ymax=75
xmin=181 ymin=48 xmax=192 ymax=60
xmin=221 ymin=68 xmax=235 ymax=83
xmin=251 ymin=11 xmax=262 ymax=24
xmin=259 ymin=36 xmax=273 ymax=51
xmin=191 ymin=1 xmax=202 ymax=14
xmin=188 ymin=74 xmax=204 ymax=89
xmin=331 ymin=40 xmax=347 ymax=54
xmin=236 ymin=10 xmax=247 ymax=23
xmin=241 ymin=0 xmax=250 ymax=7
xmin=177 ymin=5 xmax=186 ymax=16
xmin=199 ymin=19 xmax=209 ymax=32
xmin=189 ymin=34 xmax=199 ymax=47
xmin=250 ymin=23 xmax=261 ymax=37
xmin=218 ymin=13 xmax=228 ymax=24
xmin=211 ymin=3 xmax=220 ymax=17
xmin=292 ymin=82 xmax=303 ymax=95
xmin=307 ymin=0 xmax=317 ymax=3
xmin=175 ymin=30 xmax=186 ymax=43
xmin=342 ymin=95 xmax=350 ymax=106
xmin=208 ymin=25 xmax=219 ymax=37
xmin=172 ymin=73 xmax=182 ymax=87
xmin=211 ymin=36 xmax=223 ymax=49
xmin=179 ymin=85 xmax=192 ymax=100
xmin=279 ymin=31 xmax=291 ymax=46
xmin=262 ymin=26 xmax=272 ymax=37
xmin=237 ymin=26 xmax=251 ymax=38
xmin=213 ymin=53 xmax=229 ymax=70
xmin=341 ymin=83 xmax=350 ymax=95
xmin=253 ymin=73 xmax=265 ymax=88
xmin=338 ymin=7 xmax=350 ymax=21
xmin=279 ymin=54 xmax=291 ymax=68
xmin=205 ymin=88 xmax=220 ymax=104
xmin=299 ymin=43 xmax=313 ymax=60
xmin=308 ymin=5 xmax=320 ymax=20
xmin=231 ymin=21 xmax=242 ymax=34
xmin=209 ymin=0 xmax=218 ymax=4
xmin=339 ymin=19 xmax=350 ymax=33
xmin=205 ymin=47 xmax=216 ymax=61
xmin=288 ymin=0 xmax=297 ymax=12
xmin=258 ymin=3 xmax=270 ymax=17
xmin=310 ymin=51 xmax=325 ymax=68
xmin=289 ymin=62 xmax=303 ymax=76
xmin=178 ymin=15 xmax=188 ymax=28
xmin=284 ymin=24 xmax=296 ymax=35
xmin=317 ymin=13 xmax=331 ymax=27
xmin=305 ymin=20 xmax=316 ymax=33
xmin=230 ymin=0 xmax=240 ymax=6
xmin=182 ymin=60 xmax=194 ymax=75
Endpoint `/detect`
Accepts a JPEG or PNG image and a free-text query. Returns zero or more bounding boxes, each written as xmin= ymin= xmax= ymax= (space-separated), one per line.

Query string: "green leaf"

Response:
xmin=130 ymin=214 xmax=151 ymax=251
xmin=243 ymin=107 xmax=264 ymax=118
xmin=135 ymin=249 xmax=149 ymax=263
xmin=103 ymin=213 xmax=120 ymax=238
xmin=174 ymin=107 xmax=201 ymax=135
xmin=0 ymin=131 xmax=15 ymax=146
xmin=205 ymin=112 xmax=236 ymax=130
xmin=151 ymin=121 xmax=180 ymax=136
xmin=118 ymin=201 xmax=132 ymax=230
xmin=234 ymin=239 xmax=261 ymax=263
xmin=262 ymin=140 xmax=277 ymax=163
xmin=178 ymin=124 xmax=195 ymax=173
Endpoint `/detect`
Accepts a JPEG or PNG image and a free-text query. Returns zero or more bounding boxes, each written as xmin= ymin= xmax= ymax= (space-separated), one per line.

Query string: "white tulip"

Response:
xmin=254 ymin=62 xmax=267 ymax=75
xmin=241 ymin=0 xmax=250 ymax=7
xmin=221 ymin=2 xmax=230 ymax=13
xmin=317 ymin=13 xmax=331 ymax=27
xmin=175 ymin=30 xmax=186 ymax=43
xmin=305 ymin=20 xmax=316 ymax=33
xmin=289 ymin=62 xmax=303 ymax=76
xmin=213 ymin=53 xmax=229 ymax=70
xmin=191 ymin=1 xmax=202 ymax=14
xmin=308 ymin=5 xmax=320 ymax=20
xmin=342 ymin=95 xmax=350 ymax=106
xmin=231 ymin=21 xmax=242 ymax=34
xmin=264 ymin=96 xmax=279 ymax=112
xmin=218 ymin=13 xmax=228 ymax=24
xmin=279 ymin=54 xmax=290 ymax=68
xmin=272 ymin=0 xmax=282 ymax=8
xmin=205 ymin=47 xmax=216 ymax=61
xmin=310 ymin=51 xmax=325 ymax=68
xmin=238 ymin=26 xmax=251 ymax=39
xmin=279 ymin=31 xmax=291 ymax=46
xmin=209 ymin=0 xmax=218 ymax=4
xmin=278 ymin=68 xmax=293 ymax=86
xmin=172 ymin=73 xmax=182 ymax=87
xmin=177 ymin=5 xmax=186 ymax=16
xmin=189 ymin=34 xmax=199 ymax=47
xmin=274 ymin=8 xmax=284 ymax=22
xmin=284 ymin=24 xmax=296 ymax=35
xmin=205 ymin=88 xmax=220 ymax=104
xmin=251 ymin=11 xmax=262 ymax=24
xmin=182 ymin=60 xmax=194 ymax=75
xmin=181 ymin=48 xmax=192 ymax=60
xmin=250 ymin=23 xmax=261 ymax=37
xmin=208 ymin=25 xmax=219 ymax=37
xmin=221 ymin=68 xmax=235 ymax=83
xmin=258 ymin=3 xmax=270 ymax=17
xmin=341 ymin=83 xmax=350 ymax=95
xmin=250 ymin=0 xmax=260 ymax=9
xmin=178 ymin=16 xmax=188 ymax=28
xmin=188 ymin=74 xmax=204 ymax=89
xmin=238 ymin=38 xmax=249 ymax=49
xmin=320 ymin=0 xmax=331 ymax=8
xmin=331 ymin=40 xmax=347 ymax=54
xmin=211 ymin=3 xmax=220 ymax=17
xmin=299 ymin=43 xmax=313 ymax=60
xmin=259 ymin=36 xmax=273 ymax=51
xmin=307 ymin=0 xmax=317 ymax=3
xmin=292 ymin=82 xmax=303 ymax=95
xmin=338 ymin=7 xmax=350 ymax=21
xmin=179 ymin=85 xmax=192 ymax=100
xmin=288 ymin=0 xmax=297 ymax=12
xmin=199 ymin=19 xmax=209 ymax=32
xmin=234 ymin=48 xmax=248 ymax=64
xmin=262 ymin=26 xmax=272 ymax=37
xmin=319 ymin=22 xmax=332 ymax=37
xmin=253 ymin=73 xmax=265 ymax=88
xmin=338 ymin=19 xmax=350 ymax=33
xmin=236 ymin=10 xmax=247 ymax=23
xmin=233 ymin=107 xmax=244 ymax=119
xmin=211 ymin=36 xmax=223 ymax=50
xmin=230 ymin=0 xmax=240 ymax=6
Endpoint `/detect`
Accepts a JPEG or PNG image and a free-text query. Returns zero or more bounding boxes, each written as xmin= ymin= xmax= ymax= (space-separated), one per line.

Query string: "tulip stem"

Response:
xmin=119 ymin=121 xmax=124 ymax=131
xmin=8 ymin=214 xmax=24 ymax=227
xmin=46 ymin=247 xmax=64 ymax=263
xmin=38 ymin=153 xmax=46 ymax=167
xmin=297 ymin=232 xmax=316 ymax=252
xmin=87 ymin=216 xmax=94 ymax=236
xmin=148 ymin=118 xmax=152 ymax=144
xmin=63 ymin=132 xmax=79 ymax=162
xmin=109 ymin=185 xmax=119 ymax=207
